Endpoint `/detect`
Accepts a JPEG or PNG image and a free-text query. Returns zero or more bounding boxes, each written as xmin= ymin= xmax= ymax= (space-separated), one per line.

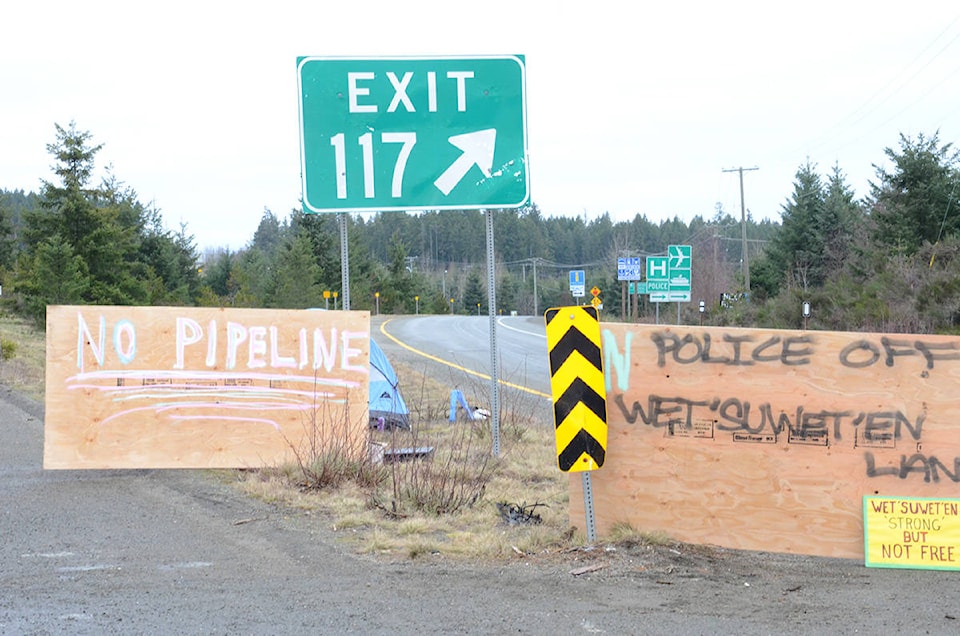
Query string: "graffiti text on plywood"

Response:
xmin=601 ymin=326 xmax=960 ymax=486
xmin=45 ymin=306 xmax=370 ymax=469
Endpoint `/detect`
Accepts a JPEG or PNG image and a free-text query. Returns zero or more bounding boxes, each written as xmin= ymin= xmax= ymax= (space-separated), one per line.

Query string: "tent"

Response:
xmin=369 ymin=339 xmax=410 ymax=430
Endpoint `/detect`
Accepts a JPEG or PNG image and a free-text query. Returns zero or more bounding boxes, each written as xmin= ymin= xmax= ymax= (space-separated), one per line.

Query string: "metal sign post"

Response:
xmin=339 ymin=213 xmax=350 ymax=310
xmin=485 ymin=209 xmax=501 ymax=457
xmin=581 ymin=472 xmax=598 ymax=544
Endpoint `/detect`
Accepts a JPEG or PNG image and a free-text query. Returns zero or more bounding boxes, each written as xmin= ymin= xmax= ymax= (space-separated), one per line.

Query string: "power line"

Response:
xmin=775 ymin=13 xmax=960 ymax=165
xmin=833 ymin=15 xmax=960 ymax=134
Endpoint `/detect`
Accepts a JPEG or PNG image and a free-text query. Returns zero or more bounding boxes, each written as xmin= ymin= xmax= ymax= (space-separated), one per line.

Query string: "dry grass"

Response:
xmin=606 ymin=521 xmax=674 ymax=548
xmin=235 ymin=356 xmax=574 ymax=561
xmin=0 ymin=312 xmax=46 ymax=401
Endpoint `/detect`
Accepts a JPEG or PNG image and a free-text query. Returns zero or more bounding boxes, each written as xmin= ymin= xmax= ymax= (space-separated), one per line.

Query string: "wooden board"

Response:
xmin=571 ymin=324 xmax=960 ymax=558
xmin=44 ymin=306 xmax=370 ymax=469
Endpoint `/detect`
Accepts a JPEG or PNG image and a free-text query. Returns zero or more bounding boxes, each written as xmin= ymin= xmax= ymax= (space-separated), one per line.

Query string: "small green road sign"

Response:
xmin=667 ymin=245 xmax=691 ymax=292
xmin=646 ymin=245 xmax=692 ymax=302
xmin=297 ymin=55 xmax=529 ymax=213
xmin=646 ymin=256 xmax=669 ymax=284
xmin=646 ymin=280 xmax=669 ymax=292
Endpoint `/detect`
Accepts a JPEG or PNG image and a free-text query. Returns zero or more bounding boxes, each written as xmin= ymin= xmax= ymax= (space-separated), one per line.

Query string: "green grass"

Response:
xmin=0 ymin=312 xmax=45 ymax=401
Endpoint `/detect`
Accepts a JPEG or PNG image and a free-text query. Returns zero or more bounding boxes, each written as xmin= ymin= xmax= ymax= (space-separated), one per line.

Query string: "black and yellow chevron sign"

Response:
xmin=544 ymin=306 xmax=607 ymax=472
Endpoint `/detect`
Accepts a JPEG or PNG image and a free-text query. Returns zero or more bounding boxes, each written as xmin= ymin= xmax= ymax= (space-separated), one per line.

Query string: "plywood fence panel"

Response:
xmin=44 ymin=306 xmax=370 ymax=469
xmin=571 ymin=324 xmax=960 ymax=558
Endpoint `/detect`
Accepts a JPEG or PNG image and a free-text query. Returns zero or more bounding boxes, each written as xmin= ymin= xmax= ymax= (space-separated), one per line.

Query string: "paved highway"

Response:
xmin=373 ymin=314 xmax=553 ymax=404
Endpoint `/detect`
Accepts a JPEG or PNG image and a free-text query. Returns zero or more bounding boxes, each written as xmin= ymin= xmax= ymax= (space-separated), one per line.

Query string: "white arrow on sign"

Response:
xmin=433 ymin=129 xmax=497 ymax=196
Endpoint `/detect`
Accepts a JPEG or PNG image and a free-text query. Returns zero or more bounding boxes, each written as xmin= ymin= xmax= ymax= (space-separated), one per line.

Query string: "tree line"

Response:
xmin=1 ymin=123 xmax=959 ymax=334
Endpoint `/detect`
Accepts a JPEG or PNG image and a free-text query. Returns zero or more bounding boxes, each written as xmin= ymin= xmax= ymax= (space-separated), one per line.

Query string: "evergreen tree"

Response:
xmin=463 ymin=267 xmax=485 ymax=313
xmin=497 ymin=272 xmax=520 ymax=314
xmin=426 ymin=289 xmax=450 ymax=314
xmin=657 ymin=216 xmax=690 ymax=250
xmin=0 ymin=194 xmax=15 ymax=269
xmin=269 ymin=232 xmax=322 ymax=308
xmin=0 ymin=189 xmax=39 ymax=254
xmin=756 ymin=161 xmax=825 ymax=296
xmin=819 ymin=164 xmax=862 ymax=279
xmin=382 ymin=230 xmax=413 ymax=312
xmin=25 ymin=124 xmax=103 ymax=255
xmin=251 ymin=209 xmax=283 ymax=255
xmin=164 ymin=224 xmax=202 ymax=305
xmin=96 ymin=174 xmax=200 ymax=305
xmin=21 ymin=235 xmax=90 ymax=323
xmin=202 ymin=249 xmax=235 ymax=299
xmin=869 ymin=132 xmax=960 ymax=255
xmin=15 ymin=122 xmax=200 ymax=312
xmin=231 ymin=247 xmax=273 ymax=307
xmin=288 ymin=210 xmax=339 ymax=286
xmin=517 ymin=204 xmax=550 ymax=259
xmin=345 ymin=214 xmax=379 ymax=309
xmin=629 ymin=214 xmax=661 ymax=253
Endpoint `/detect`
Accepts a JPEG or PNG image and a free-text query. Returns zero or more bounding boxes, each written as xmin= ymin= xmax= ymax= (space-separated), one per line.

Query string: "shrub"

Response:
xmin=284 ymin=395 xmax=385 ymax=491
xmin=372 ymin=423 xmax=494 ymax=517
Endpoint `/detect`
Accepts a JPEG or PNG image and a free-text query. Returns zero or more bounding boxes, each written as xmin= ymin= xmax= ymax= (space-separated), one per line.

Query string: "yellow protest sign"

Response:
xmin=864 ymin=496 xmax=960 ymax=569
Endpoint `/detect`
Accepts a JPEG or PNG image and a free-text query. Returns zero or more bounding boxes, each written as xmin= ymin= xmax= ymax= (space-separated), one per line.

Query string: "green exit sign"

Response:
xmin=297 ymin=56 xmax=529 ymax=213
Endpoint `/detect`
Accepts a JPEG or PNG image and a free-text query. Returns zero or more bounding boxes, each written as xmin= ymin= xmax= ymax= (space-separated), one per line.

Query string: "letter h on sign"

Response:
xmin=647 ymin=256 xmax=668 ymax=280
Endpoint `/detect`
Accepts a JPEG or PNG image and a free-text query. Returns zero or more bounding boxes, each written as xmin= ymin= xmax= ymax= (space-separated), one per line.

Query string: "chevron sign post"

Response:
xmin=545 ymin=305 xmax=607 ymax=543
xmin=544 ymin=306 xmax=608 ymax=471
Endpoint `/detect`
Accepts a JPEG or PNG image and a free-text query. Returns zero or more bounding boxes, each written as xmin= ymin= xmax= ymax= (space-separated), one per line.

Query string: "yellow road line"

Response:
xmin=379 ymin=319 xmax=551 ymax=400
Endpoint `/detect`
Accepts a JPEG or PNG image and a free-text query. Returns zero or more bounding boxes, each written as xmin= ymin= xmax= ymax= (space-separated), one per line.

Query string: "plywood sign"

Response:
xmin=44 ymin=306 xmax=370 ymax=469
xmin=571 ymin=324 xmax=960 ymax=559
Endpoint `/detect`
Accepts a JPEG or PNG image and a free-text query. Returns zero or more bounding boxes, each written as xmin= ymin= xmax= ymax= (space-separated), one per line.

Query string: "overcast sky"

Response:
xmin=3 ymin=2 xmax=959 ymax=251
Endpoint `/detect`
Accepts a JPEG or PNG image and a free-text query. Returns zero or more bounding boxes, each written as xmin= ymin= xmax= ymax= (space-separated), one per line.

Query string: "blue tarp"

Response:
xmin=369 ymin=339 xmax=409 ymax=429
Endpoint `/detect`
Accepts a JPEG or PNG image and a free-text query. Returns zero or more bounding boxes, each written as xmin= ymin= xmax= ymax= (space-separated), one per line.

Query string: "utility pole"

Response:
xmin=722 ymin=166 xmax=758 ymax=294
xmin=531 ymin=257 xmax=539 ymax=316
